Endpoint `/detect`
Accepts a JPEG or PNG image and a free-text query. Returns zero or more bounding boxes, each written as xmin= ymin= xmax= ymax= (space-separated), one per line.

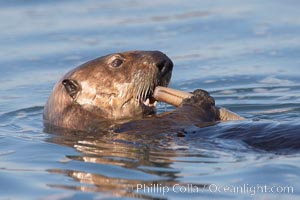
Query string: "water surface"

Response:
xmin=0 ymin=0 xmax=300 ymax=199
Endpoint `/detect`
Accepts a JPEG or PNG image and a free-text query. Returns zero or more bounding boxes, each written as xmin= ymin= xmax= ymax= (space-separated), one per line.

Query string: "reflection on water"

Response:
xmin=47 ymin=130 xmax=179 ymax=198
xmin=43 ymin=90 xmax=300 ymax=199
xmin=1 ymin=0 xmax=300 ymax=199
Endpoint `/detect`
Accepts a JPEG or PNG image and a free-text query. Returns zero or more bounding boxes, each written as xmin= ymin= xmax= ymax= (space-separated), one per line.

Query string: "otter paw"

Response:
xmin=182 ymin=89 xmax=215 ymax=108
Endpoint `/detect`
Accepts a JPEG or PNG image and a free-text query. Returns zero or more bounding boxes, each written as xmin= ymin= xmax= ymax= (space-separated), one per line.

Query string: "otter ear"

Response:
xmin=62 ymin=79 xmax=81 ymax=99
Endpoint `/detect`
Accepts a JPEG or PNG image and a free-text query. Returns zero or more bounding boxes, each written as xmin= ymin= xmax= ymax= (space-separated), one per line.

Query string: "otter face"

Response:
xmin=45 ymin=51 xmax=173 ymax=126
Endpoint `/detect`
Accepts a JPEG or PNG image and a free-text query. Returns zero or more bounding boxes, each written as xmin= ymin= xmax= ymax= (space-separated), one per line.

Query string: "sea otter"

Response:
xmin=43 ymin=50 xmax=242 ymax=132
xmin=44 ymin=51 xmax=174 ymax=130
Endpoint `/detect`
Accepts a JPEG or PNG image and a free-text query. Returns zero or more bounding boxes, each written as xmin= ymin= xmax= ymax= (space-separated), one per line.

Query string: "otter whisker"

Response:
xmin=140 ymin=83 xmax=145 ymax=100
xmin=146 ymin=89 xmax=150 ymax=100
xmin=143 ymin=85 xmax=149 ymax=101
xmin=133 ymin=67 xmax=167 ymax=103
xmin=136 ymin=83 xmax=143 ymax=101
xmin=137 ymin=85 xmax=143 ymax=101
xmin=142 ymin=81 xmax=151 ymax=100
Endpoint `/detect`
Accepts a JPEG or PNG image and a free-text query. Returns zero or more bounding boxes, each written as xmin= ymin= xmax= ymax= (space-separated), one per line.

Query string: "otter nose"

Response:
xmin=156 ymin=60 xmax=167 ymax=71
xmin=155 ymin=59 xmax=173 ymax=76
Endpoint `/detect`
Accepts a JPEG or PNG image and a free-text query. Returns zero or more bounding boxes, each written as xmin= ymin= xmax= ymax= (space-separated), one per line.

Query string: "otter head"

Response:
xmin=44 ymin=51 xmax=173 ymax=129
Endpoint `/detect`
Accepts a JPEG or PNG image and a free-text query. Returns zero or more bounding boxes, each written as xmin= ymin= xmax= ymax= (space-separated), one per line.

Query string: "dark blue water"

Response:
xmin=1 ymin=0 xmax=300 ymax=199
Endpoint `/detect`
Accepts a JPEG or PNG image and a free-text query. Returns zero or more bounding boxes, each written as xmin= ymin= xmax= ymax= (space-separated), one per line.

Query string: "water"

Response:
xmin=1 ymin=0 xmax=300 ymax=199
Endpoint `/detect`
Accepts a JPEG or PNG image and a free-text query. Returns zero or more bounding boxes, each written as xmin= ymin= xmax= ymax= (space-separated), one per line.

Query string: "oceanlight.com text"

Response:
xmin=135 ymin=183 xmax=294 ymax=196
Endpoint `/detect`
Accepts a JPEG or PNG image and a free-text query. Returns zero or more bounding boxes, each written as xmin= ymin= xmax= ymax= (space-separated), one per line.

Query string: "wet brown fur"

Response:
xmin=43 ymin=51 xmax=173 ymax=130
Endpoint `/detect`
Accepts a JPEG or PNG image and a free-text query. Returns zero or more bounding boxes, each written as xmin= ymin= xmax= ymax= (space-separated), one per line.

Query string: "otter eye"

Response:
xmin=111 ymin=58 xmax=123 ymax=68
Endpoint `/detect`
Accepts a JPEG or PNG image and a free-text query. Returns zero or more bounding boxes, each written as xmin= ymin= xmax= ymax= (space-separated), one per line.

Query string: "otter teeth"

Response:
xmin=143 ymin=98 xmax=150 ymax=106
xmin=143 ymin=98 xmax=157 ymax=107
